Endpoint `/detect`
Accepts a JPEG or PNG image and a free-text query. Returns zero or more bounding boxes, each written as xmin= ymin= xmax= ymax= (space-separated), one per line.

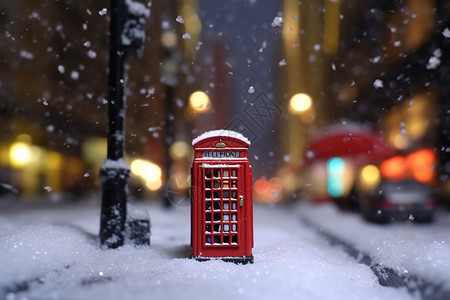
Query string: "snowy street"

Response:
xmin=2 ymin=198 xmax=449 ymax=300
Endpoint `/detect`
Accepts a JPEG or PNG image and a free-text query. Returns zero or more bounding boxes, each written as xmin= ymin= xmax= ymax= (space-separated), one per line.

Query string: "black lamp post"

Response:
xmin=100 ymin=0 xmax=149 ymax=248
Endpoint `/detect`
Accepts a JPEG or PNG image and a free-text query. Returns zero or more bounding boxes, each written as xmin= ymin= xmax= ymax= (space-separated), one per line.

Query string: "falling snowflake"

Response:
xmin=442 ymin=28 xmax=450 ymax=38
xmin=271 ymin=16 xmax=284 ymax=27
xmin=182 ymin=33 xmax=191 ymax=40
xmin=427 ymin=49 xmax=442 ymax=69
xmin=248 ymin=86 xmax=255 ymax=94
xmin=373 ymin=79 xmax=383 ymax=89
xmin=279 ymin=59 xmax=287 ymax=66
xmin=427 ymin=56 xmax=440 ymax=69
xmin=19 ymin=50 xmax=34 ymax=60
xmin=87 ymin=50 xmax=97 ymax=59
xmin=370 ymin=56 xmax=380 ymax=63
xmin=44 ymin=126 xmax=54 ymax=134
xmin=176 ymin=16 xmax=184 ymax=24
xmin=71 ymin=71 xmax=79 ymax=80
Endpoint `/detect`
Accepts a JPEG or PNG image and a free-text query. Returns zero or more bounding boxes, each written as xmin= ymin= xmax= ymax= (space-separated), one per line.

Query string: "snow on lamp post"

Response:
xmin=100 ymin=0 xmax=150 ymax=249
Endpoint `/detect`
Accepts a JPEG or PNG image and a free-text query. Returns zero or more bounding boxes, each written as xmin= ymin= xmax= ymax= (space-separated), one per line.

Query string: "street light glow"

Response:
xmin=10 ymin=142 xmax=32 ymax=168
xmin=289 ymin=93 xmax=312 ymax=113
xmin=169 ymin=141 xmax=191 ymax=160
xmin=131 ymin=159 xmax=163 ymax=191
xmin=360 ymin=164 xmax=381 ymax=187
xmin=189 ymin=91 xmax=211 ymax=113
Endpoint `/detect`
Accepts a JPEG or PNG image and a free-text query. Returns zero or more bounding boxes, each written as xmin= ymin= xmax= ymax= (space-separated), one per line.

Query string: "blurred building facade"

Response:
xmin=277 ymin=0 xmax=450 ymax=201
xmin=2 ymin=0 xmax=450 ymax=204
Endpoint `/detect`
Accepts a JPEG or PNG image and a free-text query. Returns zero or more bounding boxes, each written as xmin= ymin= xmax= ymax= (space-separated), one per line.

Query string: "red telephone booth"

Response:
xmin=191 ymin=130 xmax=254 ymax=264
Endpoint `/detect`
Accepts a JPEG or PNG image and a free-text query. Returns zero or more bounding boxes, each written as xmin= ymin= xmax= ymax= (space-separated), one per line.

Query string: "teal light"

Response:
xmin=327 ymin=157 xmax=345 ymax=198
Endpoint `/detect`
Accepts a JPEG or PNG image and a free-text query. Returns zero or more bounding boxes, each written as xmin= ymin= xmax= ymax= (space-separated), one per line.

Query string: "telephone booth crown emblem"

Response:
xmin=191 ymin=130 xmax=254 ymax=264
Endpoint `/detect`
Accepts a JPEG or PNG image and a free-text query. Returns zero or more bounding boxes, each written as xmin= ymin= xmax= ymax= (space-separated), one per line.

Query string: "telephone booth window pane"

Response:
xmin=232 ymin=235 xmax=237 ymax=244
xmin=223 ymin=202 xmax=229 ymax=210
xmin=206 ymin=224 xmax=211 ymax=232
xmin=205 ymin=191 xmax=211 ymax=199
xmin=223 ymin=191 xmax=230 ymax=199
xmin=206 ymin=235 xmax=211 ymax=244
xmin=232 ymin=213 xmax=237 ymax=221
xmin=232 ymin=224 xmax=237 ymax=232
xmin=205 ymin=181 xmax=211 ymax=189
xmin=223 ymin=235 xmax=230 ymax=244
xmin=205 ymin=169 xmax=211 ymax=178
xmin=205 ymin=202 xmax=211 ymax=211
xmin=223 ymin=170 xmax=229 ymax=177
xmin=224 ymin=224 xmax=229 ymax=232
xmin=206 ymin=213 xmax=211 ymax=221
xmin=232 ymin=180 xmax=237 ymax=188
xmin=214 ymin=236 xmax=221 ymax=244
xmin=231 ymin=169 xmax=237 ymax=177
xmin=213 ymin=202 xmax=221 ymax=210
xmin=213 ymin=169 xmax=220 ymax=178
xmin=214 ymin=224 xmax=221 ymax=232
xmin=214 ymin=213 xmax=221 ymax=222
xmin=213 ymin=180 xmax=221 ymax=188
xmin=223 ymin=213 xmax=229 ymax=221
xmin=231 ymin=202 xmax=237 ymax=210
xmin=231 ymin=191 xmax=237 ymax=199
xmin=223 ymin=180 xmax=229 ymax=188
xmin=213 ymin=191 xmax=220 ymax=199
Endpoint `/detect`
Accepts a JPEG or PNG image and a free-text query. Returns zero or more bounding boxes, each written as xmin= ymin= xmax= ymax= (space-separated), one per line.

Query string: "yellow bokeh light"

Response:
xmin=189 ymin=91 xmax=211 ymax=113
xmin=360 ymin=164 xmax=381 ymax=187
xmin=161 ymin=31 xmax=177 ymax=48
xmin=146 ymin=178 xmax=162 ymax=191
xmin=10 ymin=142 xmax=32 ymax=168
xmin=393 ymin=134 xmax=409 ymax=150
xmin=131 ymin=159 xmax=162 ymax=190
xmin=17 ymin=134 xmax=32 ymax=143
xmin=169 ymin=141 xmax=191 ymax=160
xmin=289 ymin=93 xmax=312 ymax=113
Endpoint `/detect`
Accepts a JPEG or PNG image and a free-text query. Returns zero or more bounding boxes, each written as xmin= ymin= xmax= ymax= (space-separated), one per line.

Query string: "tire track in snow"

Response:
xmin=300 ymin=216 xmax=450 ymax=300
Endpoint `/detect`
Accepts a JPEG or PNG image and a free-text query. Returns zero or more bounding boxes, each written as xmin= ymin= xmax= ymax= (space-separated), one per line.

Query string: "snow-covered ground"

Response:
xmin=297 ymin=203 xmax=450 ymax=292
xmin=0 ymin=197 xmax=419 ymax=300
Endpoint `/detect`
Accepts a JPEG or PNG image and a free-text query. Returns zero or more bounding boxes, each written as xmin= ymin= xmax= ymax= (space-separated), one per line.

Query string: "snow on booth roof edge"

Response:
xmin=192 ymin=129 xmax=251 ymax=146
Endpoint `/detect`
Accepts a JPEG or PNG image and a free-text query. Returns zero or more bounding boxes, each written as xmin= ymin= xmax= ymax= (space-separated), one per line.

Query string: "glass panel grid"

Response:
xmin=204 ymin=167 xmax=239 ymax=246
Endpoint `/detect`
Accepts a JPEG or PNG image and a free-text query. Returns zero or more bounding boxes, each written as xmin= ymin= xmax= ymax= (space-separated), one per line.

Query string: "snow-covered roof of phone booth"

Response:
xmin=192 ymin=130 xmax=250 ymax=145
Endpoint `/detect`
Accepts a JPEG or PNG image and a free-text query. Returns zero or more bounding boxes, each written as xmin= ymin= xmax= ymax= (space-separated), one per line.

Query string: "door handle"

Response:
xmin=239 ymin=196 xmax=243 ymax=207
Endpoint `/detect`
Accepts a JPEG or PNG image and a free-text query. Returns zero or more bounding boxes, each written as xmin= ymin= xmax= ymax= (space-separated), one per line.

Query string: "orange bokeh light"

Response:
xmin=254 ymin=177 xmax=283 ymax=203
xmin=254 ymin=178 xmax=270 ymax=194
xmin=380 ymin=149 xmax=436 ymax=183
xmin=406 ymin=149 xmax=435 ymax=183
xmin=380 ymin=156 xmax=407 ymax=180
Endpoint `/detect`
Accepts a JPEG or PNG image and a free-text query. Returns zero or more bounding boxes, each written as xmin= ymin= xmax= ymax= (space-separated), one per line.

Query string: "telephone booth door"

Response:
xmin=200 ymin=165 xmax=245 ymax=258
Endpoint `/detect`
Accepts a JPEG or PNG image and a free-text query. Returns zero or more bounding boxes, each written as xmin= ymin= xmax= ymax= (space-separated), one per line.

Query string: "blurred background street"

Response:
xmin=1 ymin=0 xmax=450 ymax=210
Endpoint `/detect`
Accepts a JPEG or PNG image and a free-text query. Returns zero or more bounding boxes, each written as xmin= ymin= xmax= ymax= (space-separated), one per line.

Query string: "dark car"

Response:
xmin=358 ymin=180 xmax=435 ymax=223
